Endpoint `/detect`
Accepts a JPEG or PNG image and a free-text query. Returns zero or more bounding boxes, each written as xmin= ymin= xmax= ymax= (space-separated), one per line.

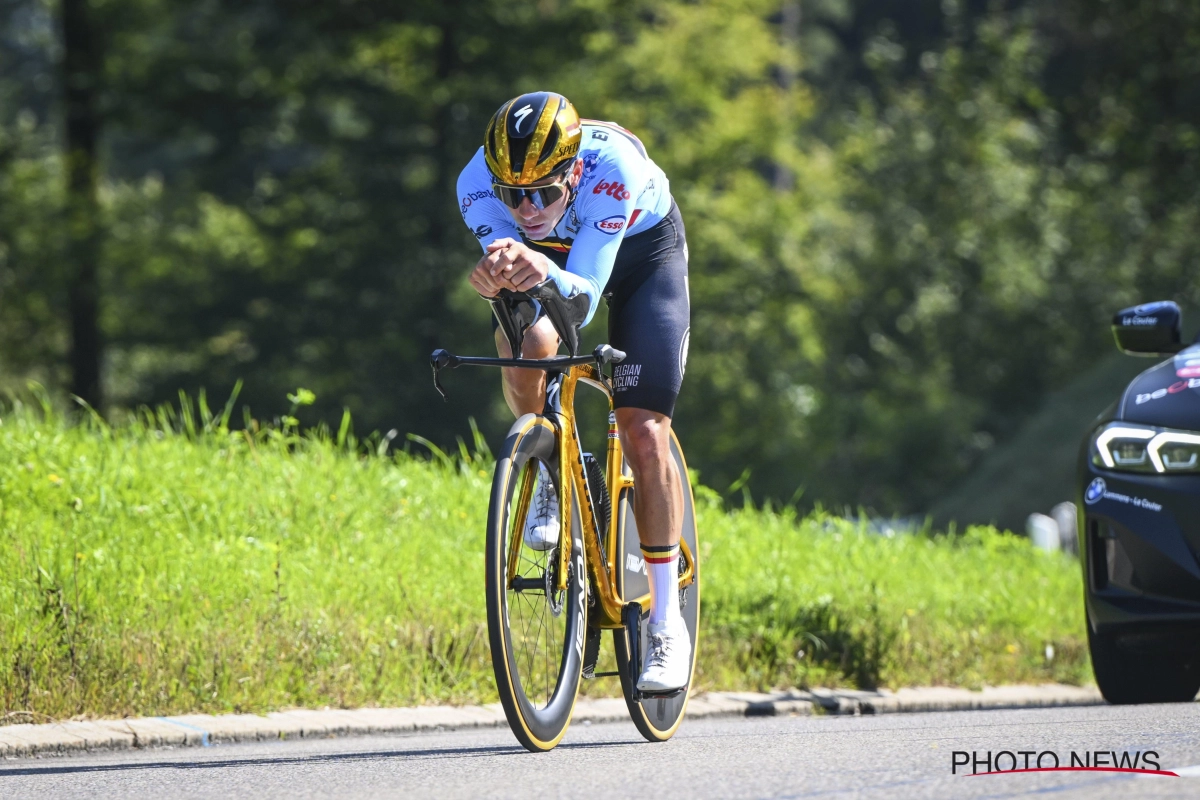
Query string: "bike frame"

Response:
xmin=431 ymin=347 xmax=696 ymax=628
xmin=514 ymin=360 xmax=696 ymax=628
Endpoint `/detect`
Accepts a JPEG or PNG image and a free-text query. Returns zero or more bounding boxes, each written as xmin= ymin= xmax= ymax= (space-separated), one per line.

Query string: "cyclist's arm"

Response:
xmin=458 ymin=163 xmax=531 ymax=297
xmin=544 ymin=170 xmax=640 ymax=326
xmin=457 ymin=155 xmax=523 ymax=252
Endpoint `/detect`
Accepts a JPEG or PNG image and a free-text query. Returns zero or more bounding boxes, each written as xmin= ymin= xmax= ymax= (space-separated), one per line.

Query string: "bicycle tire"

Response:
xmin=485 ymin=413 xmax=588 ymax=752
xmin=613 ymin=430 xmax=701 ymax=742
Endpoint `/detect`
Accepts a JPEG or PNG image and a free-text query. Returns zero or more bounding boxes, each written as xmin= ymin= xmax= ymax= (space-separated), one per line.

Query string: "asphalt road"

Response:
xmin=3 ymin=703 xmax=1199 ymax=799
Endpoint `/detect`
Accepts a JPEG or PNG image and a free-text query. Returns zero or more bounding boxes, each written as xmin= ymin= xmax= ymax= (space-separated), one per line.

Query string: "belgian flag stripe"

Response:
xmin=641 ymin=542 xmax=679 ymax=564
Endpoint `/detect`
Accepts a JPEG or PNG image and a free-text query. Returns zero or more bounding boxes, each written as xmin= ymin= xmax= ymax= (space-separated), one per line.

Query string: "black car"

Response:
xmin=1079 ymin=300 xmax=1200 ymax=704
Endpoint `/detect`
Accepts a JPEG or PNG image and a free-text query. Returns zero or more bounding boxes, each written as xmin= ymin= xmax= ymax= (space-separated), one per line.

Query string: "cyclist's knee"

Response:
xmin=497 ymin=318 xmax=559 ymax=416
xmin=495 ymin=317 xmax=558 ymax=359
xmin=616 ymin=409 xmax=672 ymax=474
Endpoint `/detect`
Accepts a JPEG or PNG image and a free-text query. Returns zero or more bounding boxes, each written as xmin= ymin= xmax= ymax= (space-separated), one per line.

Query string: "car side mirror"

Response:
xmin=1112 ymin=301 xmax=1185 ymax=356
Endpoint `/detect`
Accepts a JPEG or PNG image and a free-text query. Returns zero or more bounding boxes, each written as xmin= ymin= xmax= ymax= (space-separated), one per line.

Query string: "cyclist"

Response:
xmin=459 ymin=91 xmax=692 ymax=692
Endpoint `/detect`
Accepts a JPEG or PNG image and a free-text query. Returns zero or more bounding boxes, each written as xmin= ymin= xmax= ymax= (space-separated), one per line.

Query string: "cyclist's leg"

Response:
xmin=617 ymin=407 xmax=685 ymax=643
xmin=494 ymin=315 xmax=559 ymax=416
xmin=615 ymin=408 xmax=682 ymax=552
xmin=492 ymin=315 xmax=562 ymax=550
xmin=607 ymin=202 xmax=691 ymax=687
xmin=608 ymin=201 xmax=690 ymax=559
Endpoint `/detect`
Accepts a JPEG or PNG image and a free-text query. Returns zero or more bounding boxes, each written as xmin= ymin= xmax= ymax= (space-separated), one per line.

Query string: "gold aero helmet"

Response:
xmin=484 ymin=92 xmax=582 ymax=185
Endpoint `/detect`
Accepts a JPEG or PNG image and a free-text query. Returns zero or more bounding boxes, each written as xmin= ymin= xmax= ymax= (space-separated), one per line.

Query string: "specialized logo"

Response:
xmin=573 ymin=550 xmax=587 ymax=658
xmin=513 ymin=104 xmax=534 ymax=132
xmin=1085 ymin=478 xmax=1106 ymax=505
xmin=1136 ymin=378 xmax=1200 ymax=404
xmin=595 ymin=215 xmax=626 ymax=234
xmin=593 ymin=180 xmax=631 ymax=200
xmin=472 ymin=224 xmax=493 ymax=239
xmin=460 ymin=189 xmax=494 ymax=215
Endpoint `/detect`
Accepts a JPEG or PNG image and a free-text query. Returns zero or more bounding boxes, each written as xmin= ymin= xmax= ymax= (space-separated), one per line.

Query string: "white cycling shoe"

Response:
xmin=523 ymin=463 xmax=560 ymax=552
xmin=636 ymin=618 xmax=692 ymax=693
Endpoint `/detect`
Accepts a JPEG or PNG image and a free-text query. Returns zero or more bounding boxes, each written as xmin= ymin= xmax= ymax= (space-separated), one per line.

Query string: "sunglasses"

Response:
xmin=492 ymin=172 xmax=572 ymax=210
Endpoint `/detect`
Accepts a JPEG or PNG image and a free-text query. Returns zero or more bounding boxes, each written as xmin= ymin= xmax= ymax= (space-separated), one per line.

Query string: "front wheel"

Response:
xmin=613 ymin=430 xmax=701 ymax=742
xmin=485 ymin=414 xmax=588 ymax=752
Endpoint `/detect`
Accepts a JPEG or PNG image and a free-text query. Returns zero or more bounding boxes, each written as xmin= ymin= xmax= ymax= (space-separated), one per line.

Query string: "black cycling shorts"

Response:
xmin=498 ymin=200 xmax=691 ymax=418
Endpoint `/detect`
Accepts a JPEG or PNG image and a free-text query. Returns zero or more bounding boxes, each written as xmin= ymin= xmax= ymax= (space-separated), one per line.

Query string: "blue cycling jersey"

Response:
xmin=457 ymin=120 xmax=672 ymax=326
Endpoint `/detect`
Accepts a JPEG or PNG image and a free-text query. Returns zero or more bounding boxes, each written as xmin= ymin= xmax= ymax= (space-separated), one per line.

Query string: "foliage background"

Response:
xmin=0 ymin=402 xmax=1085 ymax=718
xmin=2 ymin=0 xmax=1198 ymax=519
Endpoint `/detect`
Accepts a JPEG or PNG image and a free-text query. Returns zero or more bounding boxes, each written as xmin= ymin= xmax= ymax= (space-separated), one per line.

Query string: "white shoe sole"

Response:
xmin=636 ymin=678 xmax=688 ymax=693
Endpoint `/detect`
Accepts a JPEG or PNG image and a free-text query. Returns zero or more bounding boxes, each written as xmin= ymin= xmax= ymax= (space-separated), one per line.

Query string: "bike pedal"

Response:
xmin=636 ymin=686 xmax=687 ymax=700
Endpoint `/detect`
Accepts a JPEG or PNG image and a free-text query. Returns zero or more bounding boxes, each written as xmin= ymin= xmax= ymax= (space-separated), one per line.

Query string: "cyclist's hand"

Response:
xmin=483 ymin=239 xmax=551 ymax=293
xmin=468 ymin=241 xmax=515 ymax=297
xmin=469 ymin=263 xmax=502 ymax=297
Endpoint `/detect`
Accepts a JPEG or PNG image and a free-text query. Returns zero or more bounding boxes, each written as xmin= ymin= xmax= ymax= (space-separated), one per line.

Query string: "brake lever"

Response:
xmin=430 ymin=348 xmax=459 ymax=401
xmin=592 ymin=344 xmax=626 ymax=369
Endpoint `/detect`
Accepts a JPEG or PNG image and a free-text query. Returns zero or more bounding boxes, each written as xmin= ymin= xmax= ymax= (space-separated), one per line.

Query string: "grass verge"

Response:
xmin=0 ymin=393 xmax=1087 ymax=721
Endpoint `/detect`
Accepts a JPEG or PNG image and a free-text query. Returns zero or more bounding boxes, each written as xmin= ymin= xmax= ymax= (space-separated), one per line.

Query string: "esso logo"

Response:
xmin=1085 ymin=477 xmax=1106 ymax=505
xmin=595 ymin=215 xmax=627 ymax=235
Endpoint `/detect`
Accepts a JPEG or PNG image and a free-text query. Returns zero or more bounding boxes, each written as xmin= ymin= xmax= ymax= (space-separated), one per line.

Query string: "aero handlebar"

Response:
xmin=430 ymin=344 xmax=626 ymax=400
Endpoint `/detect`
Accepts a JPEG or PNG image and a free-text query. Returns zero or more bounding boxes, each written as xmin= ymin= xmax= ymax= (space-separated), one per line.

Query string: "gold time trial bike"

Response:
xmin=430 ymin=280 xmax=701 ymax=752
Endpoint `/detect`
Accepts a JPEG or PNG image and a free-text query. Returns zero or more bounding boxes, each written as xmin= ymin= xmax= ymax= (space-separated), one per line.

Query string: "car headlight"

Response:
xmin=1092 ymin=422 xmax=1200 ymax=473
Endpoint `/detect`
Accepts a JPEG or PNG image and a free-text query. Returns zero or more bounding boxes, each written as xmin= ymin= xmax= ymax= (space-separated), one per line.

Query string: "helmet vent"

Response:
xmin=538 ymin=125 xmax=560 ymax=166
xmin=509 ymin=135 xmax=531 ymax=176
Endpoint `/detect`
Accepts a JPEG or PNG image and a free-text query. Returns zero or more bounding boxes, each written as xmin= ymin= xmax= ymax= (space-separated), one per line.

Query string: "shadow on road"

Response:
xmin=0 ymin=737 xmax=643 ymax=777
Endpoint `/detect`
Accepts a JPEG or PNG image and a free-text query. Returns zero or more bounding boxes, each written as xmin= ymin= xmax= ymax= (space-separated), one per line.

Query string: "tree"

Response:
xmin=61 ymin=0 xmax=102 ymax=407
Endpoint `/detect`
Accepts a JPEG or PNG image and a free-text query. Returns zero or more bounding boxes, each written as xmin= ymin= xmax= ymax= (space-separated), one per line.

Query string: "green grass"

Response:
xmin=0 ymin=393 xmax=1088 ymax=722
